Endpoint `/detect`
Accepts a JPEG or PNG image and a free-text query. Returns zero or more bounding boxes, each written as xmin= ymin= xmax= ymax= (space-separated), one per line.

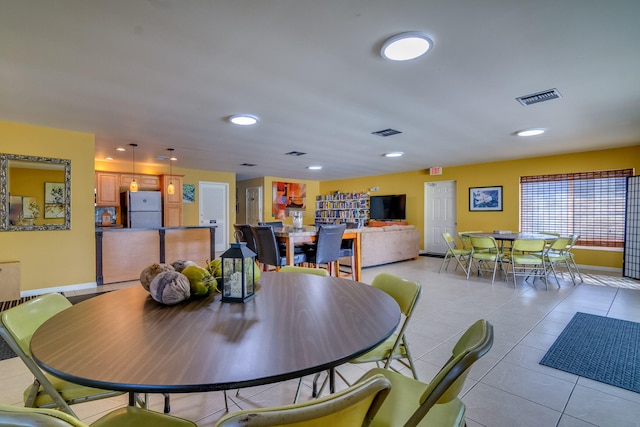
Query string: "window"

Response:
xmin=520 ymin=169 xmax=634 ymax=248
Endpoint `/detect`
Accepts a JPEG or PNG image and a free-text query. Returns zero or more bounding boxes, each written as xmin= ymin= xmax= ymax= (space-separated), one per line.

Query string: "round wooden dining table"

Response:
xmin=31 ymin=272 xmax=400 ymax=394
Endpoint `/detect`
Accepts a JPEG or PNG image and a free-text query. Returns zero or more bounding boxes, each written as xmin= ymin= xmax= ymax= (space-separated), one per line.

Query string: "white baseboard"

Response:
xmin=576 ymin=264 xmax=622 ymax=274
xmin=20 ymin=282 xmax=98 ymax=298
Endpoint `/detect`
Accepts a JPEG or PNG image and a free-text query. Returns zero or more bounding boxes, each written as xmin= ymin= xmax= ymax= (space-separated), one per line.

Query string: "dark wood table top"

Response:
xmin=31 ymin=273 xmax=400 ymax=394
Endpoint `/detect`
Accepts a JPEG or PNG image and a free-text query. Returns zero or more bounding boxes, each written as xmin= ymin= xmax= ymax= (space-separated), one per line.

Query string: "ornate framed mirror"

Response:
xmin=0 ymin=153 xmax=71 ymax=231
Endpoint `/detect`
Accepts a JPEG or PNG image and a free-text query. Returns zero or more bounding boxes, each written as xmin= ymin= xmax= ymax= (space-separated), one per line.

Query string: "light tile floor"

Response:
xmin=2 ymin=256 xmax=640 ymax=426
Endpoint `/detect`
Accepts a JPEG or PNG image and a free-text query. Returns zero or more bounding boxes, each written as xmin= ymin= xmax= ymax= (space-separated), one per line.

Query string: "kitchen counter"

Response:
xmin=95 ymin=226 xmax=216 ymax=285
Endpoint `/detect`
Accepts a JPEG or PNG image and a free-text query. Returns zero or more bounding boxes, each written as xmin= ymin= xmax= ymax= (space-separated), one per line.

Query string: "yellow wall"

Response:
xmin=0 ymin=121 xmax=96 ymax=292
xmin=9 ymin=167 xmax=66 ymax=226
xmin=321 ymin=145 xmax=640 ymax=269
xmin=237 ymin=176 xmax=320 ymax=226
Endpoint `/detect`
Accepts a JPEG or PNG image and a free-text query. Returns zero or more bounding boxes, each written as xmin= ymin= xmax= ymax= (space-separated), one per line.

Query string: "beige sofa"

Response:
xmin=357 ymin=225 xmax=420 ymax=267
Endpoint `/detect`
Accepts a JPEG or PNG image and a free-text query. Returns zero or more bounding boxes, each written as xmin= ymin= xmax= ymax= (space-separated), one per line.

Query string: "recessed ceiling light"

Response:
xmin=384 ymin=152 xmax=404 ymax=158
xmin=307 ymin=165 xmax=323 ymax=170
xmin=516 ymin=128 xmax=546 ymax=137
xmin=381 ymin=32 xmax=433 ymax=61
xmin=229 ymin=114 xmax=259 ymax=125
xmin=116 ymin=147 xmax=126 ymax=151
xmin=105 ymin=157 xmax=113 ymax=161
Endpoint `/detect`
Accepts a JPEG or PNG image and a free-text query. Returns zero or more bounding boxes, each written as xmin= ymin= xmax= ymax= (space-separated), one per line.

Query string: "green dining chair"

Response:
xmin=457 ymin=231 xmax=483 ymax=251
xmin=504 ymin=239 xmax=548 ymax=288
xmin=347 ymin=273 xmax=422 ymax=377
xmin=279 ymin=265 xmax=330 ymax=276
xmin=565 ymin=234 xmax=584 ymax=283
xmin=312 ymin=273 xmax=422 ymax=399
xmin=0 ymin=293 xmax=123 ymax=417
xmin=466 ymin=236 xmax=502 ymax=284
xmin=542 ymin=236 xmax=575 ymax=286
xmin=0 ymin=404 xmax=196 ymax=427
xmin=357 ymin=319 xmax=494 ymax=427
xmin=215 ymin=373 xmax=391 ymax=427
xmin=439 ymin=232 xmax=471 ymax=275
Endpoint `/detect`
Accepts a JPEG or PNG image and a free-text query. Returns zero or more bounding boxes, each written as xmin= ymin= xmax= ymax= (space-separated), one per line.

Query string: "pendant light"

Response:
xmin=167 ymin=148 xmax=175 ymax=195
xmin=129 ymin=143 xmax=139 ymax=192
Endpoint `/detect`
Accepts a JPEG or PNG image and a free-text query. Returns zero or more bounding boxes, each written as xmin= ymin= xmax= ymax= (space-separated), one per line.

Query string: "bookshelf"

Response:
xmin=314 ymin=192 xmax=369 ymax=227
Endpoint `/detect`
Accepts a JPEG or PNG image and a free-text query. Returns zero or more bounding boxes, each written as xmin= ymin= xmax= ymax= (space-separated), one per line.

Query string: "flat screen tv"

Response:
xmin=369 ymin=194 xmax=406 ymax=220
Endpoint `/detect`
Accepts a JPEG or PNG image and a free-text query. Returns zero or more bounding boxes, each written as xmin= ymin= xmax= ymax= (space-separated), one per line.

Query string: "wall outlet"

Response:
xmin=369 ymin=186 xmax=379 ymax=192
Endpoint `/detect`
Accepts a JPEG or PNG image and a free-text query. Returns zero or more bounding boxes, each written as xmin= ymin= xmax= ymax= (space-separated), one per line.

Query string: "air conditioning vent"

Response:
xmin=516 ymin=88 xmax=562 ymax=106
xmin=285 ymin=151 xmax=306 ymax=157
xmin=372 ymin=128 xmax=402 ymax=137
xmin=240 ymin=163 xmax=257 ymax=167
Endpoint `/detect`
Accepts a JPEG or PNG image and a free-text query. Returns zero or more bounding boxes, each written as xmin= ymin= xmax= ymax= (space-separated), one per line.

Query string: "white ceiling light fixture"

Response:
xmin=516 ymin=128 xmax=546 ymax=137
xmin=384 ymin=152 xmax=404 ymax=158
xmin=381 ymin=32 xmax=433 ymax=61
xmin=307 ymin=165 xmax=323 ymax=170
xmin=229 ymin=114 xmax=259 ymax=126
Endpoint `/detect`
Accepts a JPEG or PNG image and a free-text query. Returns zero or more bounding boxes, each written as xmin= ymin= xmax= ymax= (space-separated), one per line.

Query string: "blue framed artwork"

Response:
xmin=183 ymin=184 xmax=195 ymax=203
xmin=469 ymin=186 xmax=503 ymax=211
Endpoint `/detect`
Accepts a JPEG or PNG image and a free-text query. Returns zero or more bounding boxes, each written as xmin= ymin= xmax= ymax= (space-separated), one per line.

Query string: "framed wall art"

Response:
xmin=183 ymin=183 xmax=195 ymax=203
xmin=469 ymin=186 xmax=503 ymax=211
xmin=272 ymin=181 xmax=306 ymax=219
xmin=45 ymin=182 xmax=65 ymax=204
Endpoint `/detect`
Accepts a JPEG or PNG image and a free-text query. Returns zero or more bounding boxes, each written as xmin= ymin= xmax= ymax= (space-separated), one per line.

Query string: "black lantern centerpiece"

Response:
xmin=220 ymin=233 xmax=257 ymax=303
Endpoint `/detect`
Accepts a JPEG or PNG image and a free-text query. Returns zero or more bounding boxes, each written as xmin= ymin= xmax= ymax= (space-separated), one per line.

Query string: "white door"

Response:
xmin=425 ymin=181 xmax=457 ymax=254
xmin=246 ymin=186 xmax=262 ymax=224
xmin=199 ymin=182 xmax=229 ymax=252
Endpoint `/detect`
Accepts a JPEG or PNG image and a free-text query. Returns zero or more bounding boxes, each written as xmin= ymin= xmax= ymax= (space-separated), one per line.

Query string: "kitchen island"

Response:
xmin=95 ymin=226 xmax=216 ymax=285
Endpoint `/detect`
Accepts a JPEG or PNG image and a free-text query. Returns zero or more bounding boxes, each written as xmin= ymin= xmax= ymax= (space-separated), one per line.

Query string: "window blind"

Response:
xmin=520 ymin=169 xmax=634 ymax=248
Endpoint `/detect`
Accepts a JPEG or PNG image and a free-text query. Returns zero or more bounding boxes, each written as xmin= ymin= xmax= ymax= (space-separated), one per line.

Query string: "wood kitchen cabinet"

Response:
xmin=95 ymin=172 xmax=120 ymax=206
xmin=119 ymin=174 xmax=160 ymax=190
xmin=160 ymin=174 xmax=183 ymax=227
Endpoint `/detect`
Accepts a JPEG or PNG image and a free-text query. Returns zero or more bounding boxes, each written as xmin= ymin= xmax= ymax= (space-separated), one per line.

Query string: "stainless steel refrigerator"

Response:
xmin=121 ymin=191 xmax=162 ymax=228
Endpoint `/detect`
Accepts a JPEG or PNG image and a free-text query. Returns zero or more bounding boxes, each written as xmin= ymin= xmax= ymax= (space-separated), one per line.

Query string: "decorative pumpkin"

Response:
xmin=140 ymin=263 xmax=175 ymax=291
xmin=182 ymin=265 xmax=217 ymax=297
xmin=171 ymin=259 xmax=198 ymax=273
xmin=149 ymin=271 xmax=191 ymax=305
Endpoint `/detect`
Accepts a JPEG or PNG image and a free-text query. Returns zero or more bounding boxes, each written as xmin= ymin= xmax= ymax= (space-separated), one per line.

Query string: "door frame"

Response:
xmin=198 ymin=181 xmax=229 ymax=252
xmin=424 ymin=180 xmax=458 ymax=254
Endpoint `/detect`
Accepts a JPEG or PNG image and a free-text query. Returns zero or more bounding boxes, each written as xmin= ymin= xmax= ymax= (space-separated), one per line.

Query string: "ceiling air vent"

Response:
xmin=372 ymin=128 xmax=402 ymax=137
xmin=516 ymin=88 xmax=562 ymax=106
xmin=285 ymin=151 xmax=306 ymax=157
xmin=240 ymin=163 xmax=257 ymax=167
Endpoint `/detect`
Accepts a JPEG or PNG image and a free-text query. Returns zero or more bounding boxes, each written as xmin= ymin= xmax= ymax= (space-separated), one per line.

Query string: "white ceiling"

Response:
xmin=1 ymin=0 xmax=639 ymax=181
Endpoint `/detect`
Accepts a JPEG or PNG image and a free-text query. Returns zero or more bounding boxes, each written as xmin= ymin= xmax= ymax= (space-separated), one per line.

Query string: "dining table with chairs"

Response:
xmin=30 ymin=272 xmax=399 ymax=399
xmin=273 ymin=225 xmax=362 ymax=281
xmin=456 ymin=231 xmax=573 ymax=286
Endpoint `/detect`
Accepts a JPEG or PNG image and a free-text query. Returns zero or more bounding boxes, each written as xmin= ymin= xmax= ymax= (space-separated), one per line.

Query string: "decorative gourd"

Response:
xmin=182 ymin=265 xmax=217 ymax=297
xmin=140 ymin=263 xmax=175 ymax=291
xmin=254 ymin=261 xmax=261 ymax=283
xmin=149 ymin=271 xmax=191 ymax=305
xmin=171 ymin=259 xmax=198 ymax=273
